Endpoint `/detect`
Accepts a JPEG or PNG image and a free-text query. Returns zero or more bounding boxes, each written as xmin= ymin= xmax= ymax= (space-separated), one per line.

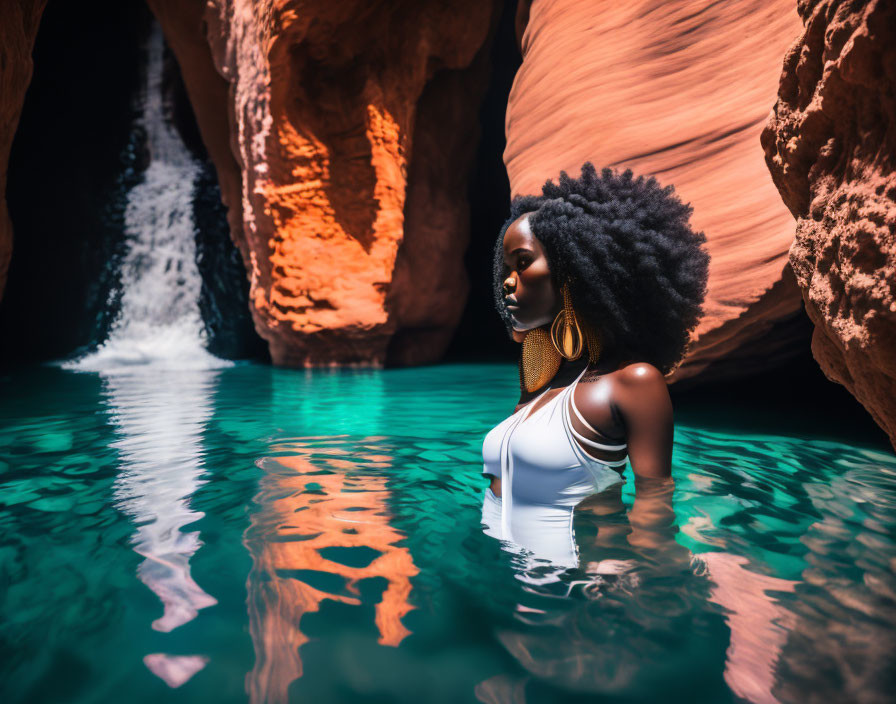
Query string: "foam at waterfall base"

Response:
xmin=61 ymin=321 xmax=233 ymax=373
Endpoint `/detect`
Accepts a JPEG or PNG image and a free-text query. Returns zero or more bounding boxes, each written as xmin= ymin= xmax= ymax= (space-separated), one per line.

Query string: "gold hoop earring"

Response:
xmin=550 ymin=284 xmax=584 ymax=361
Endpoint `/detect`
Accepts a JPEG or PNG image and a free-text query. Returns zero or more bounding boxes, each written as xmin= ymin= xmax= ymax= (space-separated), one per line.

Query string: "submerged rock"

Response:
xmin=762 ymin=0 xmax=896 ymax=448
xmin=504 ymin=0 xmax=805 ymax=384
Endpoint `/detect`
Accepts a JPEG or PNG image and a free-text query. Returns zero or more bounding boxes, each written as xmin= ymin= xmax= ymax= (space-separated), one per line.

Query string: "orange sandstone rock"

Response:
xmin=153 ymin=0 xmax=499 ymax=366
xmin=505 ymin=0 xmax=804 ymax=383
xmin=0 ymin=0 xmax=47 ymax=301
xmin=762 ymin=0 xmax=896 ymax=448
xmin=145 ymin=0 xmax=245 ymax=266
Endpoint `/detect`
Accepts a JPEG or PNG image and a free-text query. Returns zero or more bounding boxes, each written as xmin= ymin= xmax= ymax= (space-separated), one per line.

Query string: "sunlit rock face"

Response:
xmin=505 ymin=0 xmax=804 ymax=383
xmin=149 ymin=0 xmax=500 ymax=366
xmin=0 ymin=0 xmax=47 ymax=300
xmin=762 ymin=0 xmax=896 ymax=448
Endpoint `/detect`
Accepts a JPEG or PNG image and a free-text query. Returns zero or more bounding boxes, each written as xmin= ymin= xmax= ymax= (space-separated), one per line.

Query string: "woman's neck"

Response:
xmin=588 ymin=348 xmax=628 ymax=375
xmin=555 ymin=347 xmax=628 ymax=381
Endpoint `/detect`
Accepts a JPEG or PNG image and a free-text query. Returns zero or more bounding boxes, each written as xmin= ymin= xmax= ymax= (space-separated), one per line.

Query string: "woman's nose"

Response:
xmin=503 ymin=276 xmax=517 ymax=294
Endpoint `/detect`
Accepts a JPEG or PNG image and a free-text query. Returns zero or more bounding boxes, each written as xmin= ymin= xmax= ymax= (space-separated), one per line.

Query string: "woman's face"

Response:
xmin=501 ymin=213 xmax=561 ymax=342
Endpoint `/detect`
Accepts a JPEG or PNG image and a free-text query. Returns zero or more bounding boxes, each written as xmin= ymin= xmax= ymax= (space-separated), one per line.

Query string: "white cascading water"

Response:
xmin=63 ymin=24 xmax=226 ymax=688
xmin=64 ymin=22 xmax=230 ymax=373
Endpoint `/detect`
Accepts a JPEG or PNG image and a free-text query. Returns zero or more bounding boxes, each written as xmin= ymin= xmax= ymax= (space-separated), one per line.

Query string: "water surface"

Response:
xmin=1 ymin=362 xmax=894 ymax=704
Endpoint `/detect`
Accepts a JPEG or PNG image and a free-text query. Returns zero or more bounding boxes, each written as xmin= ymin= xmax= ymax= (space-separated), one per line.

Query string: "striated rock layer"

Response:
xmin=762 ymin=0 xmax=896 ymax=448
xmin=150 ymin=0 xmax=500 ymax=366
xmin=0 ymin=0 xmax=47 ymax=300
xmin=505 ymin=0 xmax=804 ymax=383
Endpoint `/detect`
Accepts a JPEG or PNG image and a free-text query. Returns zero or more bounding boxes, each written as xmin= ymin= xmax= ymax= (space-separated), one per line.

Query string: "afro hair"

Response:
xmin=493 ymin=162 xmax=710 ymax=375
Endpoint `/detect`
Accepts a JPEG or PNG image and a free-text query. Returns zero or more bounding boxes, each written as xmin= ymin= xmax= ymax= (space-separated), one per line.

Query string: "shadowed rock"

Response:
xmin=0 ymin=0 xmax=48 ymax=299
xmin=762 ymin=0 xmax=896 ymax=449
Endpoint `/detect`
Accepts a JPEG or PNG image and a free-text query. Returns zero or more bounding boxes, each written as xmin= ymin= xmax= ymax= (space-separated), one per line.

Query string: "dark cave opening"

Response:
xmin=442 ymin=0 xmax=521 ymax=364
xmin=1 ymin=1 xmax=149 ymax=365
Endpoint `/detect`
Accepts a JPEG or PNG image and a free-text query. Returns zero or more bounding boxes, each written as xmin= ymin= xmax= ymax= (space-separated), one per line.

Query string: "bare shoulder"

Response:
xmin=575 ymin=362 xmax=669 ymax=413
xmin=616 ymin=362 xmax=667 ymax=389
xmin=613 ymin=362 xmax=672 ymax=423
xmin=579 ymin=361 xmax=665 ymax=390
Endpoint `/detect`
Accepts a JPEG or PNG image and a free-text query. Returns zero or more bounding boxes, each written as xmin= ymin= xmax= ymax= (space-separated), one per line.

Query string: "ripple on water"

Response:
xmin=0 ymin=363 xmax=894 ymax=704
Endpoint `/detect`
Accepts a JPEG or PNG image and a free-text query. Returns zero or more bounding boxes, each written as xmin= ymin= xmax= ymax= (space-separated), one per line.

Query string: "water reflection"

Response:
xmin=3 ymin=362 xmax=894 ymax=703
xmin=245 ymin=439 xmax=418 ymax=704
xmin=479 ymin=477 xmax=803 ymax=703
xmin=675 ymin=438 xmax=896 ymax=704
xmin=103 ymin=370 xmax=219 ymax=686
xmin=769 ymin=462 xmax=896 ymax=703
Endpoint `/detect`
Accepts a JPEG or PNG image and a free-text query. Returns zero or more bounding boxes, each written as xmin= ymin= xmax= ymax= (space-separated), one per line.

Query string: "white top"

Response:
xmin=481 ymin=367 xmax=628 ymax=568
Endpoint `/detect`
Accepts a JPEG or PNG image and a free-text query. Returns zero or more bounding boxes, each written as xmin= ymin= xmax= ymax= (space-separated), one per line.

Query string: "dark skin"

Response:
xmin=490 ymin=213 xmax=673 ymax=498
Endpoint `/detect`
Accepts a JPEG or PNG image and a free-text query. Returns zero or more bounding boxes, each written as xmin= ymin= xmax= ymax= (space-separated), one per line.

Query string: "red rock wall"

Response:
xmin=0 ymin=0 xmax=48 ymax=301
xmin=504 ymin=0 xmax=805 ymax=383
xmin=146 ymin=0 xmax=245 ymax=269
xmin=762 ymin=0 xmax=896 ymax=448
xmin=149 ymin=0 xmax=499 ymax=366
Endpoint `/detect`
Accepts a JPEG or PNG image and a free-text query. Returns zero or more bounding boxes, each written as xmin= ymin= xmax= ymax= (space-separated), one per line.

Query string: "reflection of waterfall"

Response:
xmin=105 ymin=369 xmax=218 ymax=686
xmin=65 ymin=22 xmax=228 ymax=372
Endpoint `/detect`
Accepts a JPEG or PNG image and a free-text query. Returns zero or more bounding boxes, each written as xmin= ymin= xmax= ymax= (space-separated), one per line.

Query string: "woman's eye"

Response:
xmin=517 ymin=258 xmax=532 ymax=270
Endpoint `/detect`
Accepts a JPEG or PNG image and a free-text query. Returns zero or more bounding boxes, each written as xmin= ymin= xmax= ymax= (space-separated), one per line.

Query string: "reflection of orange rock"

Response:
xmin=148 ymin=0 xmax=501 ymax=366
xmin=244 ymin=451 xmax=418 ymax=704
xmin=762 ymin=0 xmax=896 ymax=449
xmin=699 ymin=552 xmax=796 ymax=704
xmin=0 ymin=0 xmax=48 ymax=299
xmin=505 ymin=0 xmax=804 ymax=383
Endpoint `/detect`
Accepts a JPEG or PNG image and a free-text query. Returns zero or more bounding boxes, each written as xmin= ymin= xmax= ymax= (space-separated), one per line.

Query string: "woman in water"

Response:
xmin=481 ymin=162 xmax=710 ymax=571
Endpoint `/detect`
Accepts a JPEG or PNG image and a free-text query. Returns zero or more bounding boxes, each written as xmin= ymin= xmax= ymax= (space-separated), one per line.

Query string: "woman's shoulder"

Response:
xmin=615 ymin=361 xmax=666 ymax=387
xmin=579 ymin=360 xmax=665 ymax=387
xmin=577 ymin=361 xmax=669 ymax=410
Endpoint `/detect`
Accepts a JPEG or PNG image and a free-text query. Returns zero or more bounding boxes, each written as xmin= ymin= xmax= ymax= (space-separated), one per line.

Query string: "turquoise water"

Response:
xmin=1 ymin=363 xmax=894 ymax=703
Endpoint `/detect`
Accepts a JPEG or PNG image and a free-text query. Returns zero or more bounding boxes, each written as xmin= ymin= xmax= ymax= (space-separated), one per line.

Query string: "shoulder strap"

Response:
xmin=568 ymin=369 xmax=627 ymax=449
xmin=520 ymin=382 xmax=554 ymax=421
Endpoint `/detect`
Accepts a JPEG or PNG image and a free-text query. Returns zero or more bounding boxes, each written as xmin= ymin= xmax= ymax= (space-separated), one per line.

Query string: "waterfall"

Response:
xmin=61 ymin=23 xmax=226 ymax=688
xmin=65 ymin=23 xmax=229 ymax=373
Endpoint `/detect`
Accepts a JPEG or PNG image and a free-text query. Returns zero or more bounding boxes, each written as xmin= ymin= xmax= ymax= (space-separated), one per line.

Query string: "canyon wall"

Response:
xmin=505 ymin=0 xmax=805 ymax=383
xmin=149 ymin=0 xmax=500 ymax=366
xmin=0 ymin=0 xmax=47 ymax=300
xmin=762 ymin=0 xmax=896 ymax=448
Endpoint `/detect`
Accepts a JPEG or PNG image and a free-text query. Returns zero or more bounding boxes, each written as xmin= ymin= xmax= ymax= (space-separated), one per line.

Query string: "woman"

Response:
xmin=481 ymin=162 xmax=710 ymax=572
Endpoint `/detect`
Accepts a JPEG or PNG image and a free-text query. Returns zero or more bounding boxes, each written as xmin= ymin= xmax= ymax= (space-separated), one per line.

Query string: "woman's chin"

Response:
xmin=509 ymin=313 xmax=553 ymax=340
